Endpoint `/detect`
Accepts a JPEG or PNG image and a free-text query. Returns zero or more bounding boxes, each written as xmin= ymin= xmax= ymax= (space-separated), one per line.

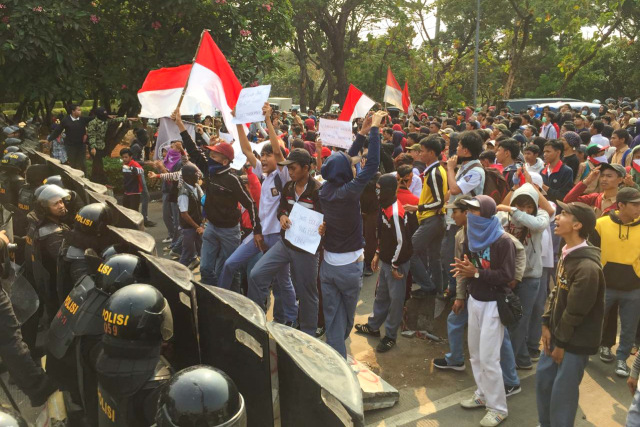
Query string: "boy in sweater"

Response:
xmin=119 ymin=148 xmax=144 ymax=211
xmin=355 ymin=173 xmax=412 ymax=353
xmin=536 ymin=201 xmax=603 ymax=427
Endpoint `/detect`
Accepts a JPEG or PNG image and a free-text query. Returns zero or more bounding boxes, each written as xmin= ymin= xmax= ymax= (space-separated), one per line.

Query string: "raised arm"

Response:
xmin=263 ymin=103 xmax=285 ymax=165
xmin=172 ymin=108 xmax=208 ymax=174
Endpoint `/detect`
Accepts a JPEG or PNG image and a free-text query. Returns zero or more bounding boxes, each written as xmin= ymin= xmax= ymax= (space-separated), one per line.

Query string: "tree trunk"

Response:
xmin=12 ymin=100 xmax=28 ymax=122
xmin=309 ymin=76 xmax=328 ymax=112
xmin=324 ymin=77 xmax=336 ymax=112
xmin=293 ymin=27 xmax=309 ymax=112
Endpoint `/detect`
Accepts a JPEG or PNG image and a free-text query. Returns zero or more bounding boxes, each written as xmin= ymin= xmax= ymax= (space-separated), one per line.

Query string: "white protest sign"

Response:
xmin=318 ymin=118 xmax=353 ymax=150
xmin=285 ymin=203 xmax=324 ymax=254
xmin=232 ymin=85 xmax=272 ymax=124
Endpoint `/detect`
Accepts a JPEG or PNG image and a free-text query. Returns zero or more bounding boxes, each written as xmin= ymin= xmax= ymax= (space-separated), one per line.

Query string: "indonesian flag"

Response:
xmin=402 ymin=81 xmax=414 ymax=115
xmin=383 ymin=67 xmax=403 ymax=109
xmin=338 ymin=84 xmax=375 ymax=122
xmin=138 ymin=64 xmax=195 ymax=118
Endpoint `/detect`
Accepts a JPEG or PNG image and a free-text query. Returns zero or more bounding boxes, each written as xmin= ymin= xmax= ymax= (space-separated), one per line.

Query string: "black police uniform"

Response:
xmin=0 ymin=152 xmax=29 ymax=208
xmin=96 ymin=284 xmax=173 ymax=427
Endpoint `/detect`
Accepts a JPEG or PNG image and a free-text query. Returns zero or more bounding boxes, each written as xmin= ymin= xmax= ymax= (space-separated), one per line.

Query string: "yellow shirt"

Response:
xmin=416 ymin=163 xmax=448 ymax=223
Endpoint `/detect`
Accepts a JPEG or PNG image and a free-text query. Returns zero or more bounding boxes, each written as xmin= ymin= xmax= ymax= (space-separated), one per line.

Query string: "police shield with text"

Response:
xmin=96 ymin=283 xmax=174 ymax=426
xmin=155 ymin=365 xmax=247 ymax=427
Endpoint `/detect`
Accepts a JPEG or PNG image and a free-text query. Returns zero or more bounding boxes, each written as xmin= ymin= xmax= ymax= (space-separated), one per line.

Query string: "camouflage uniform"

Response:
xmin=86 ymin=117 xmax=126 ymax=184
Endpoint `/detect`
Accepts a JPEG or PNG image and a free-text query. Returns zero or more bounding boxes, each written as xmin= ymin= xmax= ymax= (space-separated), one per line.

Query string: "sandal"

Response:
xmin=355 ymin=324 xmax=380 ymax=337
xmin=376 ymin=336 xmax=396 ymax=353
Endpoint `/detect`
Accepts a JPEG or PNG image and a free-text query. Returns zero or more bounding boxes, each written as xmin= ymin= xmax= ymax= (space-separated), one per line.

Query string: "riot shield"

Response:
xmin=195 ymin=283 xmax=273 ymax=427
xmin=6 ymin=265 xmax=39 ymax=325
xmin=107 ymin=225 xmax=156 ymax=255
xmin=267 ymin=322 xmax=364 ymax=427
xmin=84 ymin=190 xmax=144 ymax=231
xmin=59 ymin=169 xmax=90 ymax=205
xmin=139 ymin=254 xmax=199 ymax=368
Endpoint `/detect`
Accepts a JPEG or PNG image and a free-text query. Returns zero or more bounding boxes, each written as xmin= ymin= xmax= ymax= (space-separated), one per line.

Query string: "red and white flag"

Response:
xmin=138 ymin=64 xmax=194 ymax=118
xmin=338 ymin=84 xmax=375 ymax=122
xmin=402 ymin=81 xmax=414 ymax=115
xmin=383 ymin=67 xmax=403 ymax=109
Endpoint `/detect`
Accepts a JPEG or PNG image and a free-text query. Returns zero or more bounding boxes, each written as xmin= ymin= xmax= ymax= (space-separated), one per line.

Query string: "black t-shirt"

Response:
xmin=563 ymin=154 xmax=580 ymax=180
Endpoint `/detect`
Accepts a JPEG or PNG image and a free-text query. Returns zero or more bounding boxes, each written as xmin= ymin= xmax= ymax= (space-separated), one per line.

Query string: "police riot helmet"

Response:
xmin=2 ymin=126 xmax=19 ymax=137
xmin=101 ymin=244 xmax=121 ymax=260
xmin=25 ymin=164 xmax=51 ymax=186
xmin=4 ymin=138 xmax=21 ymax=147
xmin=3 ymin=146 xmax=20 ymax=155
xmin=36 ymin=184 xmax=71 ymax=209
xmin=43 ymin=174 xmax=64 ymax=188
xmin=102 ymin=284 xmax=173 ymax=343
xmin=95 ymin=254 xmax=147 ymax=295
xmin=0 ymin=152 xmax=30 ymax=174
xmin=0 ymin=406 xmax=28 ymax=427
xmin=74 ymin=202 xmax=111 ymax=236
xmin=156 ymin=366 xmax=246 ymax=427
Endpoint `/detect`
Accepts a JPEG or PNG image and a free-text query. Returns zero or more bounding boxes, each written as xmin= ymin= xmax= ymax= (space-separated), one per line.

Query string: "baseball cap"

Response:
xmin=495 ymin=124 xmax=509 ymax=133
xmin=616 ymin=187 xmax=640 ymax=204
xmin=459 ymin=198 xmax=480 ymax=209
xmin=556 ymin=201 xmax=597 ymax=235
xmin=311 ymin=146 xmax=331 ymax=159
xmin=409 ymin=143 xmax=421 ymax=151
xmin=586 ymin=143 xmax=605 ymax=157
xmin=528 ymin=172 xmax=547 ymax=195
xmin=204 ymin=141 xmax=234 ymax=161
xmin=441 ymin=127 xmax=454 ymax=136
xmin=599 ymin=163 xmax=626 ymax=178
xmin=279 ymin=148 xmax=312 ymax=166
xmin=445 ymin=195 xmax=473 ymax=210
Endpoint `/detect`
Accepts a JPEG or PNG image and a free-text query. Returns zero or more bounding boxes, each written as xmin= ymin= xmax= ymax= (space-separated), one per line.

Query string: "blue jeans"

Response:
xmin=410 ymin=215 xmax=445 ymax=293
xmin=320 ymin=260 xmax=364 ymax=358
xmin=161 ymin=193 xmax=177 ymax=240
xmin=367 ymin=261 xmax=410 ymax=341
xmin=200 ymin=223 xmax=240 ymax=287
xmin=179 ymin=228 xmax=202 ymax=266
xmin=536 ymin=348 xmax=588 ymax=427
xmin=528 ymin=267 xmax=552 ymax=356
xmin=604 ymin=288 xmax=640 ymax=361
xmin=509 ymin=277 xmax=541 ymax=367
xmin=441 ymin=225 xmax=459 ymax=294
xmin=445 ymin=304 xmax=520 ymax=387
xmin=627 ymin=386 xmax=640 ymax=427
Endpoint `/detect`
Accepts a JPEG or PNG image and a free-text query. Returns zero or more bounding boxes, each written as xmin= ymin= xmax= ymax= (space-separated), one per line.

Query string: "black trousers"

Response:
xmin=90 ymin=148 xmax=107 ymax=185
xmin=66 ymin=144 xmax=86 ymax=173
xmin=362 ymin=212 xmax=378 ymax=267
xmin=123 ymin=193 xmax=141 ymax=212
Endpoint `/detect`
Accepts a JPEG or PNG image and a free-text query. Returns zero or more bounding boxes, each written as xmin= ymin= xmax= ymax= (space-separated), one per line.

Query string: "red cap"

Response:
xmin=392 ymin=124 xmax=402 ymax=132
xmin=313 ymin=146 xmax=332 ymax=158
xmin=205 ymin=142 xmax=234 ymax=161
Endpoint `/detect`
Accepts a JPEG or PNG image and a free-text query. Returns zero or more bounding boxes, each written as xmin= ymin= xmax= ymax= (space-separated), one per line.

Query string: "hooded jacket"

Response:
xmin=592 ymin=210 xmax=640 ymax=291
xmin=497 ymin=183 xmax=549 ymax=278
xmin=319 ymin=128 xmax=380 ymax=254
xmin=542 ymin=244 xmax=605 ymax=355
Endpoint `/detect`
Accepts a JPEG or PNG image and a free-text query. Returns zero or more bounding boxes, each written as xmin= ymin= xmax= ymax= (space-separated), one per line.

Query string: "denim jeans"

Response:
xmin=627 ymin=386 xmax=640 ymax=427
xmin=445 ymin=303 xmax=520 ymax=387
xmin=161 ymin=193 xmax=176 ymax=240
xmin=528 ymin=267 xmax=552 ymax=356
xmin=604 ymin=287 xmax=640 ymax=361
xmin=179 ymin=228 xmax=202 ymax=266
xmin=508 ymin=276 xmax=541 ymax=367
xmin=199 ymin=223 xmax=240 ymax=287
xmin=320 ymin=260 xmax=364 ymax=358
xmin=410 ymin=215 xmax=445 ymax=293
xmin=536 ymin=348 xmax=588 ymax=427
xmin=367 ymin=261 xmax=410 ymax=340
xmin=441 ymin=224 xmax=460 ymax=294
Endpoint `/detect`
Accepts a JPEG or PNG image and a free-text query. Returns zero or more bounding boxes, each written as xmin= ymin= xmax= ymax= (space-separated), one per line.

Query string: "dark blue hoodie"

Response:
xmin=320 ymin=127 xmax=381 ymax=253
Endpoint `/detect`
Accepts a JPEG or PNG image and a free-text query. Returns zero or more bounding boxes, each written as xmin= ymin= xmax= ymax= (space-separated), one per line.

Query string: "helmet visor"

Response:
xmin=160 ymin=298 xmax=174 ymax=341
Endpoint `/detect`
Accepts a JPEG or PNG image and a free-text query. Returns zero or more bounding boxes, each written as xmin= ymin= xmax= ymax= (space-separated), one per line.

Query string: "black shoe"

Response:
xmin=354 ymin=323 xmax=381 ymax=337
xmin=529 ymin=349 xmax=541 ymax=362
xmin=144 ymin=220 xmax=157 ymax=227
xmin=363 ymin=266 xmax=374 ymax=277
xmin=283 ymin=320 xmax=299 ymax=329
xmin=376 ymin=336 xmax=396 ymax=353
xmin=433 ymin=357 xmax=465 ymax=371
xmin=505 ymin=385 xmax=521 ymax=397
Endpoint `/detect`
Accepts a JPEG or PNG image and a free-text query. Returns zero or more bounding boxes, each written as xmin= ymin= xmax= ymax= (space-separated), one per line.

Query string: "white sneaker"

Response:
xmin=162 ymin=237 xmax=172 ymax=243
xmin=480 ymin=409 xmax=507 ymax=426
xmin=460 ymin=395 xmax=486 ymax=409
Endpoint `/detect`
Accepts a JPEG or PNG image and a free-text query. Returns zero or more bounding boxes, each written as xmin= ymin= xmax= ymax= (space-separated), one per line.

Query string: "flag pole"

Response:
xmin=176 ymin=29 xmax=211 ymax=110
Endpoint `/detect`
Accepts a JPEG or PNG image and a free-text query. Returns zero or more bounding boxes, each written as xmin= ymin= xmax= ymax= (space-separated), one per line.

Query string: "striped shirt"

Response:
xmin=416 ymin=161 xmax=448 ymax=223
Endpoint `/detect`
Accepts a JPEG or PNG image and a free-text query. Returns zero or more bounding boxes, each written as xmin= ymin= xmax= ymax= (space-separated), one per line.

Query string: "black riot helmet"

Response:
xmin=4 ymin=137 xmax=22 ymax=147
xmin=156 ymin=365 xmax=247 ymax=427
xmin=25 ymin=164 xmax=50 ymax=186
xmin=0 ymin=406 xmax=28 ymax=427
xmin=74 ymin=202 xmax=111 ymax=236
xmin=95 ymin=254 xmax=147 ymax=294
xmin=0 ymin=152 xmax=30 ymax=174
xmin=102 ymin=284 xmax=173 ymax=343
xmin=3 ymin=146 xmax=20 ymax=155
xmin=43 ymin=174 xmax=64 ymax=188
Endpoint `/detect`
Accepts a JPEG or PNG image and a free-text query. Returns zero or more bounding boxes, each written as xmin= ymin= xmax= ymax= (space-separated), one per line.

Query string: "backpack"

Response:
xmin=460 ymin=163 xmax=509 ymax=205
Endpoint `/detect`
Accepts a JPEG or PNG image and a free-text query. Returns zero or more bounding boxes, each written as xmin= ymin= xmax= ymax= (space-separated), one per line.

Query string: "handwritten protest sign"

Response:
xmin=285 ymin=203 xmax=324 ymax=254
xmin=318 ymin=118 xmax=353 ymax=150
xmin=232 ymin=85 xmax=271 ymax=124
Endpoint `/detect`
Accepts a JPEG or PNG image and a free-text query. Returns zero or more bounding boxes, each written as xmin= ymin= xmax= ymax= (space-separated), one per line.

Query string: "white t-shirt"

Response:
xmin=255 ymin=161 xmax=290 ymax=235
xmin=324 ymin=249 xmax=364 ymax=266
xmin=445 ymin=161 xmax=485 ymax=226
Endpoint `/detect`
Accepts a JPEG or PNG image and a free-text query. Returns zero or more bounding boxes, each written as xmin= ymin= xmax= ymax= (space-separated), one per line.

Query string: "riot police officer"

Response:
xmin=3 ymin=145 xmax=20 ymax=155
xmin=155 ymin=365 xmax=247 ymax=427
xmin=13 ymin=164 xmax=50 ymax=238
xmin=40 ymin=174 xmax=82 ymax=225
xmin=47 ymin=253 xmax=149 ymax=426
xmin=0 ymin=152 xmax=30 ymax=209
xmin=43 ymin=174 xmax=64 ymax=188
xmin=0 ymin=230 xmax=57 ymax=407
xmin=57 ymin=202 xmax=114 ymax=303
xmin=96 ymin=283 xmax=174 ymax=426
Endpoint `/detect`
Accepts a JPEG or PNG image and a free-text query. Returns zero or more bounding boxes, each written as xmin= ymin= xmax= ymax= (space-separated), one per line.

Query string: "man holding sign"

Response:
xmin=248 ymin=147 xmax=323 ymax=336
xmin=318 ymin=110 xmax=386 ymax=358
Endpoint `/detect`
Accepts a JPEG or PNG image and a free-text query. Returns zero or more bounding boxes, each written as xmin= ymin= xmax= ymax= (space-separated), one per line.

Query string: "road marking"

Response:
xmin=366 ymin=369 xmax=537 ymax=426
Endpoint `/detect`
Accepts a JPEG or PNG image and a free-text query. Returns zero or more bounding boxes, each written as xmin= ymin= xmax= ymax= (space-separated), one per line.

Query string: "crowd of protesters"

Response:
xmin=37 ymin=96 xmax=640 ymax=426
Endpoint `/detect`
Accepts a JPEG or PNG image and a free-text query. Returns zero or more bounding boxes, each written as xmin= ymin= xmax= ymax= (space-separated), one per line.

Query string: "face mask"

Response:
xmin=377 ymin=174 xmax=398 ymax=209
xmin=633 ymin=159 xmax=640 ymax=173
xmin=542 ymin=117 xmax=547 ymax=123
xmin=591 ymin=155 xmax=608 ymax=165
xmin=207 ymin=158 xmax=225 ymax=175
